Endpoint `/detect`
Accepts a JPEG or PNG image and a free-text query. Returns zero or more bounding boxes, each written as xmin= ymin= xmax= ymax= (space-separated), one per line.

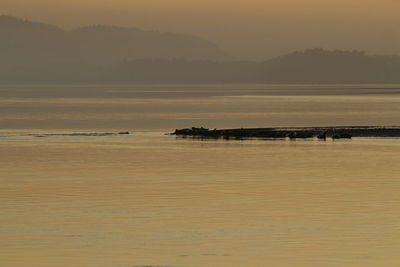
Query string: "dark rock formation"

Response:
xmin=332 ymin=133 xmax=352 ymax=139
xmin=171 ymin=126 xmax=400 ymax=140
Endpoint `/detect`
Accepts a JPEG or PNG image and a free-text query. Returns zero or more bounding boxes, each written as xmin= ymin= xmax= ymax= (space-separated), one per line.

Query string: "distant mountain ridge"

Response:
xmin=1 ymin=16 xmax=400 ymax=84
xmin=99 ymin=49 xmax=400 ymax=84
xmin=2 ymin=48 xmax=400 ymax=84
xmin=260 ymin=49 xmax=400 ymax=83
xmin=0 ymin=15 xmax=229 ymax=71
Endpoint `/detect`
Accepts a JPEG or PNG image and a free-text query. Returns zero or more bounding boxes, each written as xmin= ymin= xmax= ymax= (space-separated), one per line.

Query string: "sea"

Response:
xmin=1 ymin=84 xmax=400 ymax=267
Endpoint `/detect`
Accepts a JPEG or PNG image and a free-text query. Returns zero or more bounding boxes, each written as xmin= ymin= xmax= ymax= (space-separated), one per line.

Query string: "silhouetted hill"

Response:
xmin=0 ymin=15 xmax=229 ymax=71
xmin=99 ymin=49 xmax=400 ymax=84
xmin=2 ymin=39 xmax=400 ymax=83
xmin=0 ymin=16 xmax=65 ymax=71
xmin=259 ymin=49 xmax=400 ymax=83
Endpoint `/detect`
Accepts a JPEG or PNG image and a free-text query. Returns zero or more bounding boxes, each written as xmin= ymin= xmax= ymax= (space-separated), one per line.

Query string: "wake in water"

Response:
xmin=0 ymin=132 xmax=131 ymax=139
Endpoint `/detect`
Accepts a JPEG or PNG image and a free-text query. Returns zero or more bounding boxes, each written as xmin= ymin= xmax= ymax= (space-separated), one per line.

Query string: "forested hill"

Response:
xmin=1 ymin=16 xmax=400 ymax=85
xmin=0 ymin=15 xmax=229 ymax=71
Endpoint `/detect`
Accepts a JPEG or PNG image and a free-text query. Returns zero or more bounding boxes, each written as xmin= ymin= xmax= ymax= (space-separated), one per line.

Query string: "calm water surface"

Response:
xmin=1 ymin=84 xmax=400 ymax=267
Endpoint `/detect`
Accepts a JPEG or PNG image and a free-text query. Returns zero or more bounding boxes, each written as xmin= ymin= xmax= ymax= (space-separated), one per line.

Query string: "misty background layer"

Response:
xmin=1 ymin=12 xmax=400 ymax=84
xmin=3 ymin=0 xmax=400 ymax=60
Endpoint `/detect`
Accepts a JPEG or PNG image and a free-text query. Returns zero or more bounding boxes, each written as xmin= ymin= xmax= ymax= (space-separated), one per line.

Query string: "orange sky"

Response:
xmin=2 ymin=0 xmax=400 ymax=59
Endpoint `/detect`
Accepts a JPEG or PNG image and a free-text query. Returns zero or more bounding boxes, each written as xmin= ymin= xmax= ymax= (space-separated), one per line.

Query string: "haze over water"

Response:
xmin=2 ymin=84 xmax=400 ymax=131
xmin=1 ymin=84 xmax=400 ymax=266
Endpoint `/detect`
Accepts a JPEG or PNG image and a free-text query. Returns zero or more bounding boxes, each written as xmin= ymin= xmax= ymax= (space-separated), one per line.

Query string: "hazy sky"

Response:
xmin=2 ymin=0 xmax=400 ymax=59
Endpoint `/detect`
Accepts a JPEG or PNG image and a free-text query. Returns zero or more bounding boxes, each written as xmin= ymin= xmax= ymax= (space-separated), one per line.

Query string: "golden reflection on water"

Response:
xmin=1 ymin=135 xmax=400 ymax=267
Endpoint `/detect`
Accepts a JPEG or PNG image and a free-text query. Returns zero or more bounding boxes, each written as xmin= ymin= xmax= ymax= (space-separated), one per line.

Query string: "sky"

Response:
xmin=2 ymin=0 xmax=400 ymax=59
